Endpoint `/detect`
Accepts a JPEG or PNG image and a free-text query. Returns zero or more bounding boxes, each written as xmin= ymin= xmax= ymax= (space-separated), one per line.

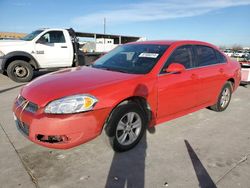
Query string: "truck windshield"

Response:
xmin=21 ymin=30 xmax=44 ymax=41
xmin=92 ymin=44 xmax=169 ymax=74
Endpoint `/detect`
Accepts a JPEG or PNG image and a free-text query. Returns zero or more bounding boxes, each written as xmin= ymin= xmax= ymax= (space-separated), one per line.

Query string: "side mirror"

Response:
xmin=166 ymin=63 xmax=186 ymax=73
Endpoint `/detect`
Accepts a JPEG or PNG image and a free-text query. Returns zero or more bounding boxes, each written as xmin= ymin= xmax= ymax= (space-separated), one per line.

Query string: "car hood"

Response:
xmin=0 ymin=40 xmax=28 ymax=47
xmin=21 ymin=66 xmax=140 ymax=107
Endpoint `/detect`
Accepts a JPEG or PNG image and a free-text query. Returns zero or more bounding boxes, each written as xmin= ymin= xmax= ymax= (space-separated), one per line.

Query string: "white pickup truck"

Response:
xmin=0 ymin=28 xmax=141 ymax=82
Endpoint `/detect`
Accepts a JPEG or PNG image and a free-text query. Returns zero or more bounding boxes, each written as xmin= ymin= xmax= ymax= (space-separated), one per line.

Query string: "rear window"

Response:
xmin=196 ymin=46 xmax=217 ymax=66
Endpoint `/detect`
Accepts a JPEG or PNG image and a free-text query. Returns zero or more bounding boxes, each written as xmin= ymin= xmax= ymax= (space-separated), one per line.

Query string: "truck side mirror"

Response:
xmin=166 ymin=63 xmax=185 ymax=73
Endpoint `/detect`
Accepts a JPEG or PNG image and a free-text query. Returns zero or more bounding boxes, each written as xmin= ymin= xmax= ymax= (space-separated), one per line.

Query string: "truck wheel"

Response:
xmin=105 ymin=103 xmax=147 ymax=152
xmin=210 ymin=82 xmax=232 ymax=112
xmin=7 ymin=60 xmax=34 ymax=82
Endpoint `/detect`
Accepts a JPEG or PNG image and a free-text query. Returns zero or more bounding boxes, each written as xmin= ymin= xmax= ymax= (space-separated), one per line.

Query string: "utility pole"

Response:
xmin=104 ymin=17 xmax=106 ymax=34
xmin=104 ymin=17 xmax=106 ymax=51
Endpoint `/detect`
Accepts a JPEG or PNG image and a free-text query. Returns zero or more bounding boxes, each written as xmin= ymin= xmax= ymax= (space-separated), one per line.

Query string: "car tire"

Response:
xmin=7 ymin=60 xmax=34 ymax=82
xmin=210 ymin=82 xmax=232 ymax=112
xmin=105 ymin=102 xmax=147 ymax=152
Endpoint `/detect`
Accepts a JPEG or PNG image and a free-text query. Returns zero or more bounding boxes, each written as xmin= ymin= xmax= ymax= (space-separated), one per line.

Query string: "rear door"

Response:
xmin=34 ymin=30 xmax=72 ymax=68
xmin=157 ymin=45 xmax=200 ymax=119
xmin=193 ymin=45 xmax=227 ymax=105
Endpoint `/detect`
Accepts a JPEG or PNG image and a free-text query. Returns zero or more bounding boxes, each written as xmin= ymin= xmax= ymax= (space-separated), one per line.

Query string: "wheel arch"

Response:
xmin=3 ymin=51 xmax=39 ymax=71
xmin=227 ymin=78 xmax=235 ymax=90
xmin=103 ymin=96 xmax=152 ymax=135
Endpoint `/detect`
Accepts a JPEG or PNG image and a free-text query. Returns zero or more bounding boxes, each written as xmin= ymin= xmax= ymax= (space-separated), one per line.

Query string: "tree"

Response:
xmin=231 ymin=44 xmax=243 ymax=51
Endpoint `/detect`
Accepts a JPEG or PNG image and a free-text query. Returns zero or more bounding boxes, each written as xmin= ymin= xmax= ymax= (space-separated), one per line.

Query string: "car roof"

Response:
xmin=128 ymin=40 xmax=218 ymax=48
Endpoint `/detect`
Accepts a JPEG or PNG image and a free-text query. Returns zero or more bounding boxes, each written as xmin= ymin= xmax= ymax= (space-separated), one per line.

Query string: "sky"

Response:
xmin=0 ymin=0 xmax=250 ymax=47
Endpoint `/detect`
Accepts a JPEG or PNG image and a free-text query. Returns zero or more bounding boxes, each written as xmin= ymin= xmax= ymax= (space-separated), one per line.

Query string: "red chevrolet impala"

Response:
xmin=13 ymin=40 xmax=241 ymax=152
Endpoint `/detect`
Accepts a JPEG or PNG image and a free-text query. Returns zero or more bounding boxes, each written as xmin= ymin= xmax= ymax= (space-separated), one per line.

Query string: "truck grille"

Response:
xmin=16 ymin=95 xmax=38 ymax=113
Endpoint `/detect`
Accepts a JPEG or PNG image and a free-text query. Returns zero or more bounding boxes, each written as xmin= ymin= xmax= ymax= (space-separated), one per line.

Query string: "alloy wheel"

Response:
xmin=116 ymin=112 xmax=142 ymax=146
xmin=220 ymin=87 xmax=231 ymax=108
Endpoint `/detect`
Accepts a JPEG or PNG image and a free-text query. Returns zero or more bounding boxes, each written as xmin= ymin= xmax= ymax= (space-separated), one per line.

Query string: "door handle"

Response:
xmin=219 ymin=68 xmax=224 ymax=73
xmin=191 ymin=74 xmax=198 ymax=79
xmin=61 ymin=46 xmax=67 ymax=48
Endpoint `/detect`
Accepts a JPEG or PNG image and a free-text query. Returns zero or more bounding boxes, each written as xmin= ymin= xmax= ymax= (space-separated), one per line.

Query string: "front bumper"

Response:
xmin=13 ymin=101 xmax=110 ymax=149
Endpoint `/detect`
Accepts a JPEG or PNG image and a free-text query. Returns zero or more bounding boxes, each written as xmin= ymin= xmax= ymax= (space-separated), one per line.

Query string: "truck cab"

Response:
xmin=27 ymin=29 xmax=74 ymax=68
xmin=0 ymin=28 xmax=75 ymax=82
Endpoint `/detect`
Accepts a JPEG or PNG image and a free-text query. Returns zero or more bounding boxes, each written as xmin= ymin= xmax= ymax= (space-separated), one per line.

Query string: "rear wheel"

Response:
xmin=210 ymin=82 xmax=232 ymax=112
xmin=7 ymin=60 xmax=34 ymax=82
xmin=105 ymin=102 xmax=147 ymax=152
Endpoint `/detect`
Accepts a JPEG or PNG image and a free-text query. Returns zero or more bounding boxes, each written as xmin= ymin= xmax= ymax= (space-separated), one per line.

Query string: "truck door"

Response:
xmin=34 ymin=30 xmax=73 ymax=68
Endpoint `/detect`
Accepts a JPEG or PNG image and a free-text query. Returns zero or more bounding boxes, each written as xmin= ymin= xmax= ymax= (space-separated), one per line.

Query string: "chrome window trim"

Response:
xmin=158 ymin=62 xmax=228 ymax=77
xmin=158 ymin=44 xmax=228 ymax=76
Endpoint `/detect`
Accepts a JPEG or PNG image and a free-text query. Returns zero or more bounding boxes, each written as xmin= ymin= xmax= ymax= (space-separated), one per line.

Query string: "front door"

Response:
xmin=157 ymin=45 xmax=200 ymax=119
xmin=34 ymin=30 xmax=72 ymax=68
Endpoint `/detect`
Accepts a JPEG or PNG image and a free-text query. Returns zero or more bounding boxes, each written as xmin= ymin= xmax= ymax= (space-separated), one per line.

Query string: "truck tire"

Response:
xmin=7 ymin=60 xmax=34 ymax=82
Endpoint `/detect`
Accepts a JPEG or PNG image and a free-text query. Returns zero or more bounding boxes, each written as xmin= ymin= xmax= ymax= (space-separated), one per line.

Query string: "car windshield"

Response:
xmin=92 ymin=44 xmax=169 ymax=74
xmin=21 ymin=30 xmax=44 ymax=41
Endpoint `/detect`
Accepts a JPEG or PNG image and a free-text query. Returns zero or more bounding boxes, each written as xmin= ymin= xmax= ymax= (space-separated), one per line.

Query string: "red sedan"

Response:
xmin=13 ymin=40 xmax=241 ymax=152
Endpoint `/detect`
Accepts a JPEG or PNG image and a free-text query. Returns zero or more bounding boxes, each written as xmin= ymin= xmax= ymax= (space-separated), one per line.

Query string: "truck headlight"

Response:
xmin=45 ymin=94 xmax=98 ymax=114
xmin=0 ymin=51 xmax=5 ymax=57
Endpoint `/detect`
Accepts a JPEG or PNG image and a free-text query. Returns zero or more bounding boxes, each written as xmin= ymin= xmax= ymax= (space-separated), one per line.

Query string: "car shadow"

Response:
xmin=104 ymin=133 xmax=147 ymax=188
xmin=0 ymin=84 xmax=25 ymax=94
xmin=240 ymin=83 xmax=249 ymax=88
xmin=105 ymin=84 xmax=155 ymax=188
xmin=184 ymin=140 xmax=217 ymax=188
xmin=33 ymin=70 xmax=57 ymax=79
xmin=105 ymin=127 xmax=156 ymax=188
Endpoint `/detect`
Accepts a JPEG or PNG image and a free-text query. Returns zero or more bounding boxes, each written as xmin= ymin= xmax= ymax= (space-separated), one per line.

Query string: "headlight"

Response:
xmin=44 ymin=94 xmax=98 ymax=114
xmin=0 ymin=51 xmax=5 ymax=57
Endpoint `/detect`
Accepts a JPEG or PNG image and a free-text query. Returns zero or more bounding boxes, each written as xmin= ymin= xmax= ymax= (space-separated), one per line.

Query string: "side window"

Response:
xmin=161 ymin=45 xmax=194 ymax=73
xmin=196 ymin=46 xmax=217 ymax=66
xmin=39 ymin=31 xmax=66 ymax=43
xmin=215 ymin=50 xmax=227 ymax=64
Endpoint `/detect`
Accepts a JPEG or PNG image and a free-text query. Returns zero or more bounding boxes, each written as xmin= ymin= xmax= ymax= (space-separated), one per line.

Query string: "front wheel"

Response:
xmin=7 ymin=60 xmax=34 ymax=82
xmin=210 ymin=82 xmax=232 ymax=112
xmin=105 ymin=103 xmax=147 ymax=152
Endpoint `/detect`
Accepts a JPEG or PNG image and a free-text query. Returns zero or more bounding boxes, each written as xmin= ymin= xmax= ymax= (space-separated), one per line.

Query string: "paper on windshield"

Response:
xmin=139 ymin=53 xmax=159 ymax=58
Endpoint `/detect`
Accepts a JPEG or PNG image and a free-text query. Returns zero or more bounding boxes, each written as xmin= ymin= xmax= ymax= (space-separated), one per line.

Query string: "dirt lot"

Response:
xmin=0 ymin=74 xmax=249 ymax=188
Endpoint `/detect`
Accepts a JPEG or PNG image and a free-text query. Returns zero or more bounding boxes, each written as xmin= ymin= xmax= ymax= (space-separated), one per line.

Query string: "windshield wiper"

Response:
xmin=92 ymin=65 xmax=130 ymax=73
xmin=106 ymin=68 xmax=129 ymax=73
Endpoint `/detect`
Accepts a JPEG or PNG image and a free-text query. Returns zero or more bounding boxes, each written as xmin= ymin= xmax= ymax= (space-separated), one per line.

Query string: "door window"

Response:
xmin=196 ymin=46 xmax=217 ymax=66
xmin=38 ymin=31 xmax=66 ymax=43
xmin=215 ymin=50 xmax=227 ymax=64
xmin=161 ymin=45 xmax=194 ymax=73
